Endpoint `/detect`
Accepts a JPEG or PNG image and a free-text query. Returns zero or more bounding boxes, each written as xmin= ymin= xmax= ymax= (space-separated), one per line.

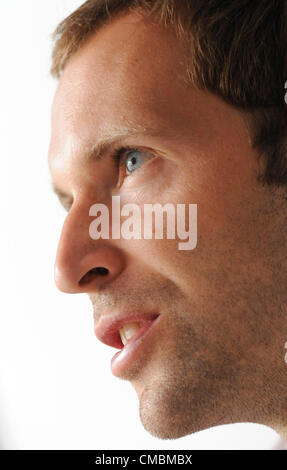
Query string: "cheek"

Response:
xmin=175 ymin=146 xmax=261 ymax=259
xmin=120 ymin=234 xmax=197 ymax=293
xmin=117 ymin=160 xmax=200 ymax=278
xmin=116 ymin=147 xmax=258 ymax=284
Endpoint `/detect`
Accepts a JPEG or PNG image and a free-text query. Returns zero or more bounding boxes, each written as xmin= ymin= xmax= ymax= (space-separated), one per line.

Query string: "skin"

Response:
xmin=48 ymin=10 xmax=287 ymax=440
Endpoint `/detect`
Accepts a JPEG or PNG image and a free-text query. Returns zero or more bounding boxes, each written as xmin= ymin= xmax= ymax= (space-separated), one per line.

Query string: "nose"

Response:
xmin=54 ymin=203 xmax=125 ymax=293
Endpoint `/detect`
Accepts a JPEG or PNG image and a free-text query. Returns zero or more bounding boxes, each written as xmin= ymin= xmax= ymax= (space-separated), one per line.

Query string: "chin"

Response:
xmin=140 ymin=417 xmax=194 ymax=440
xmin=138 ymin=402 xmax=202 ymax=440
xmin=137 ymin=382 xmax=211 ymax=440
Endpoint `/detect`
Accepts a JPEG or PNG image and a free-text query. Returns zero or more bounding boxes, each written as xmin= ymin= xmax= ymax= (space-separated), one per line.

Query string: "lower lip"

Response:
xmin=111 ymin=317 xmax=160 ymax=377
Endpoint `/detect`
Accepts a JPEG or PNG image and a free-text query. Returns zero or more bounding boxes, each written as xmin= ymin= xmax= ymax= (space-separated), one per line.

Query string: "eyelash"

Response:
xmin=110 ymin=145 xmax=139 ymax=170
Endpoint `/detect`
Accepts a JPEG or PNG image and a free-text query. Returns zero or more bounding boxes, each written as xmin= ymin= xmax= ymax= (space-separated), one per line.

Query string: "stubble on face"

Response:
xmin=51 ymin=10 xmax=287 ymax=440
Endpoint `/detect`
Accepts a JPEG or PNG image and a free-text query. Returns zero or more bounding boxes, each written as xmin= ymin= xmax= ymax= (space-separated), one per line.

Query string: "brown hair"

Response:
xmin=51 ymin=0 xmax=287 ymax=188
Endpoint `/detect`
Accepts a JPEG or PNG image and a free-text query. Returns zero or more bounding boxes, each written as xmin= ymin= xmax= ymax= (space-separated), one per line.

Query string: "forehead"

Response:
xmin=56 ymin=10 xmax=187 ymax=101
xmin=49 ymin=10 xmax=189 ymax=154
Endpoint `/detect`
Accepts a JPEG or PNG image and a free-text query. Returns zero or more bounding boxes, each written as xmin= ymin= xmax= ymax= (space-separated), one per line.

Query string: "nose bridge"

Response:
xmin=54 ymin=197 xmax=125 ymax=293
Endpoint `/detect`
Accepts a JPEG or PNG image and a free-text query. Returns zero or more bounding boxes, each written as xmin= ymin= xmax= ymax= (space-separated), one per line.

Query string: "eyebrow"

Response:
xmin=86 ymin=125 xmax=148 ymax=162
xmin=51 ymin=124 xmax=151 ymax=204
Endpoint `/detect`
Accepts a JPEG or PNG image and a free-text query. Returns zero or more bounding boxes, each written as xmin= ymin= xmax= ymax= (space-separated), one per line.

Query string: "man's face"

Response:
xmin=48 ymin=11 xmax=287 ymax=438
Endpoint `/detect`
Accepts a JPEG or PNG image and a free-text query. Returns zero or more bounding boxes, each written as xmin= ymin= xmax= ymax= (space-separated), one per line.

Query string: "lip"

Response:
xmin=94 ymin=311 xmax=160 ymax=349
xmin=94 ymin=311 xmax=161 ymax=376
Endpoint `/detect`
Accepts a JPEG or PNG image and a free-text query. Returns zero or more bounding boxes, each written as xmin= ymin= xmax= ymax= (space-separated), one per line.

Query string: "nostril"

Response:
xmin=94 ymin=267 xmax=109 ymax=276
xmin=79 ymin=267 xmax=109 ymax=286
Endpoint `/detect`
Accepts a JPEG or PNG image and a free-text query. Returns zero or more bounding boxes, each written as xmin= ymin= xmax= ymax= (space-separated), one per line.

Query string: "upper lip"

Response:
xmin=94 ymin=310 xmax=160 ymax=349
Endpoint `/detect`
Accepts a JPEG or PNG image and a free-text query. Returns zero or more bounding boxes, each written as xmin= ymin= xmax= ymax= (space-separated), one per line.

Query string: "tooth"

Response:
xmin=119 ymin=322 xmax=140 ymax=346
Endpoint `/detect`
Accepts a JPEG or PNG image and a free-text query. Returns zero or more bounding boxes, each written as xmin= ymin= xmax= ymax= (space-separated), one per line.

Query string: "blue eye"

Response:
xmin=125 ymin=150 xmax=142 ymax=173
xmin=111 ymin=146 xmax=155 ymax=178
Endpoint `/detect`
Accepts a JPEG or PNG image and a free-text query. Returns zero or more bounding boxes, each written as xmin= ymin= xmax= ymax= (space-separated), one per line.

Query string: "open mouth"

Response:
xmin=94 ymin=311 xmax=161 ymax=377
xmin=110 ymin=316 xmax=161 ymax=376
xmin=95 ymin=312 xmax=160 ymax=350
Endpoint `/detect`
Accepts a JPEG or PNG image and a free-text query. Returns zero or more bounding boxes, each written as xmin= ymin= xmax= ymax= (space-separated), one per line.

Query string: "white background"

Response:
xmin=0 ymin=0 xmax=283 ymax=450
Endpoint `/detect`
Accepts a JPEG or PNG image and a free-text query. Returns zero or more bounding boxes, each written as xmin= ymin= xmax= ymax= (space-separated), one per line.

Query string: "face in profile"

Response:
xmin=48 ymin=11 xmax=287 ymax=439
